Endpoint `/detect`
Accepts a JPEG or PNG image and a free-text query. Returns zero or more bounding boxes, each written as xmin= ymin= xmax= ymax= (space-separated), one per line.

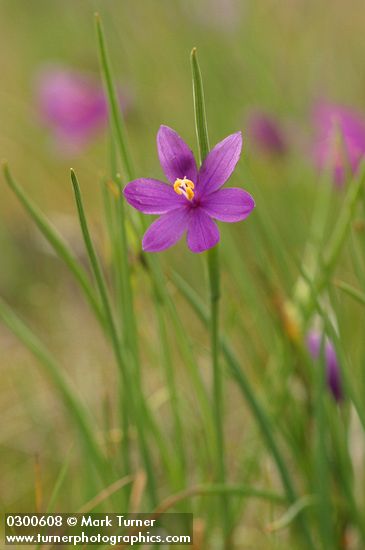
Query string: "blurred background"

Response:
xmin=1 ymin=1 xmax=365 ymax=547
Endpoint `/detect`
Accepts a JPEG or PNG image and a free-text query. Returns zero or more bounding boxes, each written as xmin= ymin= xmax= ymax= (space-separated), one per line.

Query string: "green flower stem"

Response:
xmin=71 ymin=169 xmax=157 ymax=507
xmin=191 ymin=47 xmax=230 ymax=544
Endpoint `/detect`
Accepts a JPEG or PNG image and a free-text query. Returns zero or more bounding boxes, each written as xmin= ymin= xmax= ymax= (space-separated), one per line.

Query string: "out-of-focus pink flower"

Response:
xmin=313 ymin=101 xmax=365 ymax=185
xmin=247 ymin=111 xmax=287 ymax=156
xmin=306 ymin=330 xmax=343 ymax=402
xmin=36 ymin=65 xmax=129 ymax=155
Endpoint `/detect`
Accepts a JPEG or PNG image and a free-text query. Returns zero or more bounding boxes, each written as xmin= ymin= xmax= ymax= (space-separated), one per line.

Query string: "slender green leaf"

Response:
xmin=0 ymin=297 xmax=107 ymax=478
xmin=191 ymin=47 xmax=210 ymax=164
xmin=95 ymin=13 xmax=134 ymax=181
xmin=2 ymin=163 xmax=105 ymax=328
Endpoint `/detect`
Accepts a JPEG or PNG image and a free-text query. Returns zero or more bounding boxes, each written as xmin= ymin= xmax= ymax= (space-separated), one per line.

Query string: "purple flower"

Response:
xmin=306 ymin=330 xmax=343 ymax=402
xmin=36 ymin=66 xmax=129 ymax=154
xmin=123 ymin=126 xmax=255 ymax=253
xmin=313 ymin=101 xmax=365 ymax=185
xmin=247 ymin=111 xmax=287 ymax=156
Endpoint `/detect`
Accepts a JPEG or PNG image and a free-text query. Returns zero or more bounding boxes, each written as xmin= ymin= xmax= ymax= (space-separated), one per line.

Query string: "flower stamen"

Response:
xmin=173 ymin=177 xmax=195 ymax=200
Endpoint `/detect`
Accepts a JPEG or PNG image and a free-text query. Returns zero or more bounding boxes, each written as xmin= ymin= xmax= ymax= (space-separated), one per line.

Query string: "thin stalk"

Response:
xmin=191 ymin=48 xmax=210 ymax=163
xmin=71 ymin=169 xmax=157 ymax=506
xmin=191 ymin=46 xmax=230 ymax=544
xmin=95 ymin=13 xmax=134 ymax=182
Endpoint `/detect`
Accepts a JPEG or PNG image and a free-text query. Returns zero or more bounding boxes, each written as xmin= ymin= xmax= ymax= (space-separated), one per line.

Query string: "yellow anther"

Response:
xmin=173 ymin=177 xmax=195 ymax=201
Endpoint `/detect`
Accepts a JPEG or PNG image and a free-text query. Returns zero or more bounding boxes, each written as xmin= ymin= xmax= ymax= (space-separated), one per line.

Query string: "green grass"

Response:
xmin=1 ymin=2 xmax=365 ymax=549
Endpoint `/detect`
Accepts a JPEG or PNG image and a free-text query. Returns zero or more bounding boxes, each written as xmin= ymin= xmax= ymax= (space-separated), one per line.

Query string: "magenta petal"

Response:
xmin=142 ymin=208 xmax=190 ymax=252
xmin=187 ymin=210 xmax=220 ymax=253
xmin=201 ymin=187 xmax=255 ymax=222
xmin=198 ymin=132 xmax=242 ymax=195
xmin=157 ymin=126 xmax=198 ymax=184
xmin=124 ymin=178 xmax=184 ymax=214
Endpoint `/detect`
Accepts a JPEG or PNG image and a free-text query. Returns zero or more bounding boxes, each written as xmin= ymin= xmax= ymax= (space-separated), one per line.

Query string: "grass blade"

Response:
xmin=2 ymin=163 xmax=105 ymax=328
xmin=191 ymin=47 xmax=210 ymax=164
xmin=95 ymin=13 xmax=134 ymax=181
xmin=0 ymin=297 xmax=107 ymax=478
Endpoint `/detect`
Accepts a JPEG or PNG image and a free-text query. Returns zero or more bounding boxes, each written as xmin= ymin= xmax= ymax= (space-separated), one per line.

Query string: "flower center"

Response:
xmin=173 ymin=177 xmax=195 ymax=201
